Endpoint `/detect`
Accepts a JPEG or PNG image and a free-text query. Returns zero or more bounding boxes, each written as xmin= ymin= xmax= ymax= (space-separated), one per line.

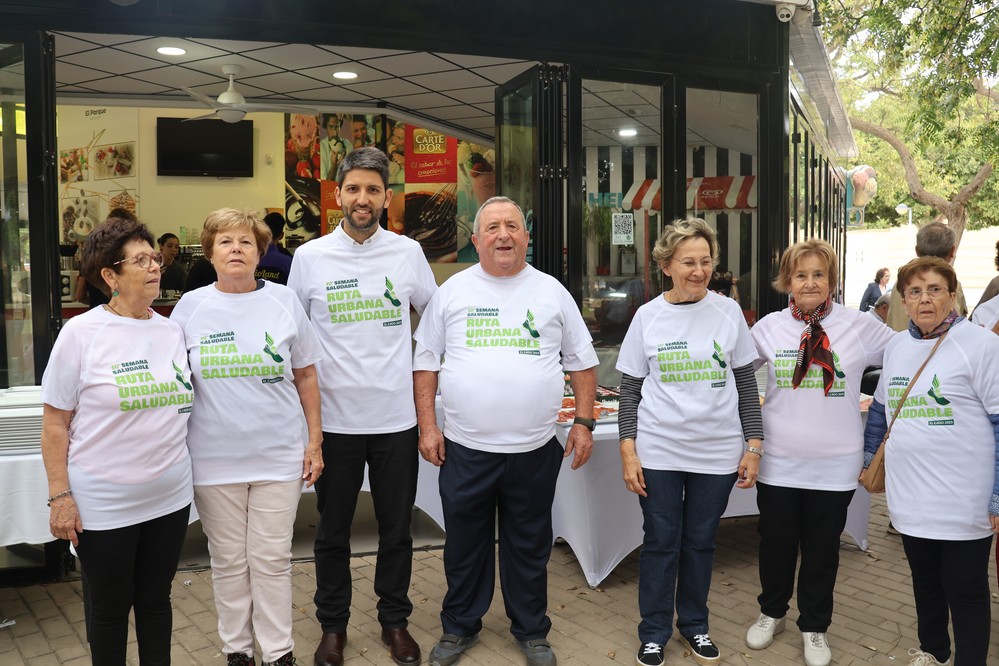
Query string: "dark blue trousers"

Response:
xmin=438 ymin=436 xmax=563 ymax=641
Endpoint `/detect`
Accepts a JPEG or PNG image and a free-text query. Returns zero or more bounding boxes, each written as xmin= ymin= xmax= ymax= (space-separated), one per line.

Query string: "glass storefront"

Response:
xmin=0 ymin=42 xmax=33 ymax=387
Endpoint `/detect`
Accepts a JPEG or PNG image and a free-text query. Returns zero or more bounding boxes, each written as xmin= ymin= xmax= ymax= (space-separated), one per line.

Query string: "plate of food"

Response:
xmin=556 ymin=396 xmax=619 ymax=425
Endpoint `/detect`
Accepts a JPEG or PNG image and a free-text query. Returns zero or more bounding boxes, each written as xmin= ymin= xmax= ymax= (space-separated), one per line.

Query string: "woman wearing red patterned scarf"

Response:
xmin=745 ymin=240 xmax=895 ymax=666
xmin=862 ymin=257 xmax=999 ymax=666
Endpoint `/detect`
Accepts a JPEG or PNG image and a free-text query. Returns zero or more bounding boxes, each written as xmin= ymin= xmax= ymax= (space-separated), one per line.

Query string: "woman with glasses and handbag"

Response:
xmin=41 ymin=215 xmax=194 ymax=665
xmin=862 ymin=257 xmax=999 ymax=666
xmin=745 ymin=239 xmax=895 ymax=666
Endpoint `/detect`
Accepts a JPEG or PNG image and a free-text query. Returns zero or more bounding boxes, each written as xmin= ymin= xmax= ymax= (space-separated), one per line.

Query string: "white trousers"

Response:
xmin=195 ymin=479 xmax=303 ymax=662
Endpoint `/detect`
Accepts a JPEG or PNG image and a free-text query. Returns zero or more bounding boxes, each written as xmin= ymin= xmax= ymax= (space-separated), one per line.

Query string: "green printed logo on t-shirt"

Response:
xmin=656 ymin=341 xmax=728 ymax=387
xmin=198 ymin=330 xmax=285 ymax=384
xmin=886 ymin=375 xmax=954 ymax=426
xmin=325 ymin=277 xmax=403 ymax=327
xmin=113 ymin=358 xmax=194 ymax=413
xmin=465 ymin=307 xmax=541 ymax=355
xmin=772 ymin=348 xmax=846 ymax=396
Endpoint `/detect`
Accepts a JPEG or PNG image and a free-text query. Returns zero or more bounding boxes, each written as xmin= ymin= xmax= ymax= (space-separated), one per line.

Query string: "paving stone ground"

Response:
xmin=1 ymin=494 xmax=997 ymax=665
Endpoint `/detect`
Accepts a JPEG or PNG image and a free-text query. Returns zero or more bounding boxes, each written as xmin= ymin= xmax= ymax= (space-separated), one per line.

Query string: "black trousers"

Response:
xmin=438 ymin=436 xmax=563 ymax=641
xmin=313 ymin=427 xmax=419 ymax=633
xmin=901 ymin=533 xmax=993 ymax=666
xmin=755 ymin=482 xmax=854 ymax=632
xmin=77 ymin=504 xmax=190 ymax=666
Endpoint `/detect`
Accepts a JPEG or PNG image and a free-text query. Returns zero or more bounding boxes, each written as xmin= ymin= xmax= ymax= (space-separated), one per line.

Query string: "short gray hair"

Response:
xmin=915 ymin=221 xmax=956 ymax=260
xmin=874 ymin=292 xmax=891 ymax=309
xmin=472 ymin=196 xmax=526 ymax=234
xmin=651 ymin=217 xmax=719 ymax=269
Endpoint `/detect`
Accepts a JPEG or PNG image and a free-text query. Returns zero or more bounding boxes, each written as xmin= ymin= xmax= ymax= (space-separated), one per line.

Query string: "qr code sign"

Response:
xmin=612 ymin=213 xmax=634 ymax=245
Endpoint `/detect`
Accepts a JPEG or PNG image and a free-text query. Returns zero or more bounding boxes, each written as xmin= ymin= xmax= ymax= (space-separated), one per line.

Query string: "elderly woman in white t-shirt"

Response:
xmin=616 ymin=217 xmax=763 ymax=666
xmin=41 ymin=215 xmax=194 ymax=665
xmin=862 ymin=257 xmax=999 ymax=666
xmin=171 ymin=208 xmax=325 ymax=666
xmin=746 ymin=239 xmax=895 ymax=666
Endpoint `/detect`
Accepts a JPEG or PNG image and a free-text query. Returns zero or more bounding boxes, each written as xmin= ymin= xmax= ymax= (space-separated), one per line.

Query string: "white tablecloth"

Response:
xmin=1 ymin=416 xmax=870 ymax=589
xmin=0 ymin=453 xmax=54 ymax=548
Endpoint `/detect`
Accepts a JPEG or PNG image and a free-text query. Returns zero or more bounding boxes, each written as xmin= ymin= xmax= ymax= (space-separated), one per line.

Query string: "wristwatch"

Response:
xmin=573 ymin=416 xmax=596 ymax=431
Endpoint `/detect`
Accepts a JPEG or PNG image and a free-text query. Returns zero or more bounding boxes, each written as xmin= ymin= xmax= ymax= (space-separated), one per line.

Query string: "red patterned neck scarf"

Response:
xmin=789 ymin=296 xmax=835 ymax=395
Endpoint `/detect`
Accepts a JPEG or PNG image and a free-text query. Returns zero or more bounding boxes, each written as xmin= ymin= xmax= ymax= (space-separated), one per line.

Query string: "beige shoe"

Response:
xmin=801 ymin=632 xmax=831 ymax=666
xmin=745 ymin=613 xmax=785 ymax=650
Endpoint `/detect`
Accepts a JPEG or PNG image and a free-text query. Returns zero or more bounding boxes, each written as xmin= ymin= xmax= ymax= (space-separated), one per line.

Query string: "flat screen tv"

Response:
xmin=156 ymin=117 xmax=254 ymax=177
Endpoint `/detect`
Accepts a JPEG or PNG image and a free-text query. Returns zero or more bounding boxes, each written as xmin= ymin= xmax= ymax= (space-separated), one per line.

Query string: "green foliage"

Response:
xmin=824 ymin=0 xmax=999 ymax=228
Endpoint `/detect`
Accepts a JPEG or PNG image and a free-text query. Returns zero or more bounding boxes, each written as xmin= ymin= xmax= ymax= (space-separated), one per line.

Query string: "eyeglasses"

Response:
xmin=904 ymin=286 xmax=949 ymax=300
xmin=112 ymin=252 xmax=163 ymax=269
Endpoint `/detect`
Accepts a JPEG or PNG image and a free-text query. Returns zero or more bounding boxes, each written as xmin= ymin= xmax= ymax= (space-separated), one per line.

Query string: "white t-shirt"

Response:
xmin=616 ymin=292 xmax=757 ymax=473
xmin=40 ymin=307 xmax=194 ymax=530
xmin=751 ymin=303 xmax=896 ymax=490
xmin=874 ymin=320 xmax=999 ymax=540
xmin=288 ymin=225 xmax=437 ymax=434
xmin=170 ymin=282 xmax=326 ymax=485
xmin=971 ymin=293 xmax=999 ymax=329
xmin=413 ymin=264 xmax=598 ymax=453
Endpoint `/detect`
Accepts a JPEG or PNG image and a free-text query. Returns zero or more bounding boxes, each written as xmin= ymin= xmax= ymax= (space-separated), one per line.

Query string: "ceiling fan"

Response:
xmin=181 ymin=64 xmax=320 ymax=123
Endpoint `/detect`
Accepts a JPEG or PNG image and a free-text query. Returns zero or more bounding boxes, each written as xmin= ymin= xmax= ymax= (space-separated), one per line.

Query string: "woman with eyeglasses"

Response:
xmin=746 ymin=239 xmax=895 ymax=666
xmin=171 ymin=208 xmax=324 ymax=666
xmin=41 ymin=215 xmax=194 ymax=665
xmin=862 ymin=257 xmax=999 ymax=666
xmin=616 ymin=218 xmax=763 ymax=666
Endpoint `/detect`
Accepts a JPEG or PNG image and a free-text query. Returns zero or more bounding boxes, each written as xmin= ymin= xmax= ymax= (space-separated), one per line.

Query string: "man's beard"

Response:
xmin=343 ymin=205 xmax=382 ymax=233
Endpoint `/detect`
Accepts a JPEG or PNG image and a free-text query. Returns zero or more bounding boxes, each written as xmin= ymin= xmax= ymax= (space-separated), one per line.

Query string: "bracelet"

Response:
xmin=746 ymin=446 xmax=764 ymax=458
xmin=46 ymin=489 xmax=72 ymax=506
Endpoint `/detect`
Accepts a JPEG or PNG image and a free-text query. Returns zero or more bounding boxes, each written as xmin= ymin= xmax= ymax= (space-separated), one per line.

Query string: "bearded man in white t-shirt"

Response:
xmin=413 ymin=196 xmax=599 ymax=666
xmin=288 ymin=148 xmax=437 ymax=666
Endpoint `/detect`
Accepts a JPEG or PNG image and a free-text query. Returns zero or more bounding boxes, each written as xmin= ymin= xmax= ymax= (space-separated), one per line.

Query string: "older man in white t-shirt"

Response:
xmin=413 ymin=196 xmax=598 ymax=666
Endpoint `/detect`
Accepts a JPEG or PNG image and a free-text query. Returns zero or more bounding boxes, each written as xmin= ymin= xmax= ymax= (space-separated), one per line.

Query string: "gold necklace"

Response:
xmin=106 ymin=302 xmax=150 ymax=320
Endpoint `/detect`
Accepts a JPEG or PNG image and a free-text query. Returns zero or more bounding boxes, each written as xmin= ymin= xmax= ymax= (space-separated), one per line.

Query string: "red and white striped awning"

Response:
xmin=622 ymin=176 xmax=758 ymax=212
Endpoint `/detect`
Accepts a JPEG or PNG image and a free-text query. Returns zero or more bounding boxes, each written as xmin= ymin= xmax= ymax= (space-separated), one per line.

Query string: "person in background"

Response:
xmin=863 ymin=257 xmax=999 ymax=666
xmin=971 ymin=239 xmax=999 ymax=314
xmin=351 ymin=115 xmax=372 ymax=150
xmin=746 ymin=239 xmax=896 ymax=666
xmin=414 ymin=196 xmax=598 ymax=666
xmin=74 ymin=207 xmax=138 ymax=308
xmin=859 ymin=267 xmax=889 ymax=312
xmin=288 ymin=147 xmax=437 ymax=666
xmin=157 ymin=233 xmax=185 ymax=293
xmin=616 ymin=218 xmax=763 ymax=666
xmin=41 ymin=215 xmax=193 ymax=665
xmin=172 ymin=208 xmax=325 ymax=666
xmin=869 ymin=293 xmax=891 ymax=324
xmin=886 ymin=222 xmax=967 ymax=330
xmin=255 ymin=212 xmax=293 ymax=285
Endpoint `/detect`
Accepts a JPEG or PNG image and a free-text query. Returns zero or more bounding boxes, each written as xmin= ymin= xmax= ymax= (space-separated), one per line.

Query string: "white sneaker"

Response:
xmin=907 ymin=647 xmax=951 ymax=665
xmin=745 ymin=613 xmax=785 ymax=649
xmin=801 ymin=632 xmax=831 ymax=666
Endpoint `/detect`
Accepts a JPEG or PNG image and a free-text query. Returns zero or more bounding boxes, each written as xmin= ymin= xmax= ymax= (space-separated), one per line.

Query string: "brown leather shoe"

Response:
xmin=314 ymin=632 xmax=346 ymax=666
xmin=381 ymin=626 xmax=421 ymax=665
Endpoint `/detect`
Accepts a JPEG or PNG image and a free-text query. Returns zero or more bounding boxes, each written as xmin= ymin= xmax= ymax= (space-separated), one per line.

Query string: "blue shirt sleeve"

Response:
xmin=863 ymin=399 xmax=888 ymax=468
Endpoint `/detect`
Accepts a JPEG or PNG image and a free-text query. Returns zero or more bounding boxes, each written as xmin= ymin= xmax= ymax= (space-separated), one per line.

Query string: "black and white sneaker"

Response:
xmin=636 ymin=642 xmax=665 ymax=666
xmin=679 ymin=633 xmax=720 ymax=665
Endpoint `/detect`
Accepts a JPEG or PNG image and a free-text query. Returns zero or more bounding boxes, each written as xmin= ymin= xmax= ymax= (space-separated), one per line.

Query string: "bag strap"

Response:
xmin=883 ymin=330 xmax=949 ymax=441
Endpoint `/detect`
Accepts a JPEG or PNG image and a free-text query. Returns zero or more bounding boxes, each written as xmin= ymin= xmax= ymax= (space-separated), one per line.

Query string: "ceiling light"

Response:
xmin=157 ymin=46 xmax=187 ymax=56
xmin=332 ymin=71 xmax=358 ymax=80
xmin=619 ymin=128 xmax=638 ymax=137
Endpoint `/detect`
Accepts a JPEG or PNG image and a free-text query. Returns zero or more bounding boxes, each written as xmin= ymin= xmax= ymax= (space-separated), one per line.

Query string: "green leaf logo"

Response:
xmin=927 ymin=373 xmax=950 ymax=405
xmin=711 ymin=339 xmax=727 ymax=368
xmin=172 ymin=361 xmax=193 ymax=391
xmin=831 ymin=351 xmax=846 ymax=379
xmin=262 ymin=331 xmax=284 ymax=363
xmin=523 ymin=308 xmax=540 ymax=338
xmin=383 ymin=276 xmax=402 ymax=307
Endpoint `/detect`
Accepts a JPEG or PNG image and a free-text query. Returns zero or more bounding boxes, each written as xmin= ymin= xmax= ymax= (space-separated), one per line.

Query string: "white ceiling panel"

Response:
xmin=126 ymin=66 xmax=224 ymax=90
xmin=469 ymin=62 xmax=536 ymax=84
xmin=287 ymin=86 xmax=372 ymax=103
xmin=59 ymin=32 xmax=151 ymax=46
xmin=241 ymin=43 xmax=349 ymax=70
xmin=323 ymin=46 xmax=413 ymax=60
xmin=380 ymin=91 xmax=463 ymax=109
xmin=182 ymin=55 xmax=283 ymax=79
xmin=435 ymin=53 xmax=528 ymax=69
xmin=340 ymin=78 xmax=426 ymax=99
xmin=441 ymin=86 xmax=494 ymax=105
xmin=66 ymin=48 xmax=166 ymax=75
xmin=355 ymin=52 xmax=459 ymax=77
xmin=112 ymin=37 xmax=231 ymax=63
xmin=242 ymin=71 xmax=337 ymax=95
xmin=405 ymin=69 xmax=493 ymax=92
xmin=184 ymin=38 xmax=283 ymax=53
xmin=84 ymin=76 xmax=171 ymax=95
